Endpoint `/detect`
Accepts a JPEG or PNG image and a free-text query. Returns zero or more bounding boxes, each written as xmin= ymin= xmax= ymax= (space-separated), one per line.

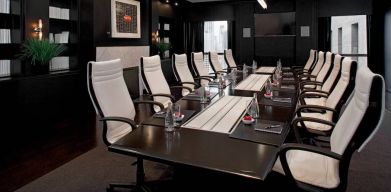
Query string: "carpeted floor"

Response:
xmin=16 ymin=111 xmax=391 ymax=192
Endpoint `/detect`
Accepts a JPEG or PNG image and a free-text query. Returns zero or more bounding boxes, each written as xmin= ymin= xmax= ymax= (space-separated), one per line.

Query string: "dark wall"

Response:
xmin=295 ymin=0 xmax=317 ymax=66
xmin=234 ymin=2 xmax=254 ymax=65
xmin=187 ymin=3 xmax=235 ymax=22
xmin=93 ymin=0 xmax=151 ymax=47
xmin=318 ymin=0 xmax=372 ymax=17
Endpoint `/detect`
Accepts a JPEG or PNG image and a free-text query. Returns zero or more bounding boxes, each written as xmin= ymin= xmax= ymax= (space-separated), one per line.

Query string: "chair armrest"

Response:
xmin=133 ymin=100 xmax=164 ymax=111
xmin=216 ymin=70 xmax=227 ymax=74
xmin=296 ymin=71 xmax=310 ymax=75
xmin=299 ymin=80 xmax=323 ymax=88
xmin=100 ymin=116 xmax=138 ymax=129
xmin=300 ymin=89 xmax=330 ymax=96
xmin=179 ymin=81 xmax=199 ymax=87
xmin=295 ymin=105 xmax=337 ymax=117
xmin=195 ymin=77 xmax=212 ymax=82
xmin=170 ymin=85 xmax=193 ymax=93
xmin=279 ymin=143 xmax=342 ymax=182
xmin=147 ymin=94 xmax=175 ymax=102
xmin=298 ymin=74 xmax=317 ymax=79
xmin=291 ymin=117 xmax=336 ymax=143
xmin=298 ymin=93 xmax=329 ymax=105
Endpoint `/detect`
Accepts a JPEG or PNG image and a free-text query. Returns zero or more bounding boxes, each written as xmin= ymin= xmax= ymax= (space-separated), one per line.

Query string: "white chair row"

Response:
xmin=274 ymin=64 xmax=385 ymax=192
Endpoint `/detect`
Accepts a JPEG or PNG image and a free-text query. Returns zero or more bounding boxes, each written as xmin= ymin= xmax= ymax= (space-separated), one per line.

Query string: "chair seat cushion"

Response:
xmin=154 ymin=99 xmax=171 ymax=112
xmin=273 ymin=150 xmax=340 ymax=189
xmin=300 ymin=111 xmax=333 ymax=131
xmin=108 ymin=123 xmax=132 ymax=144
xmin=304 ymin=97 xmax=327 ymax=106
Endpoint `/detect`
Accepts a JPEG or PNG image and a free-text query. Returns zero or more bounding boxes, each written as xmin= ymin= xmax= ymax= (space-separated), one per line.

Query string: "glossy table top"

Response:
xmin=109 ymin=70 xmax=297 ymax=180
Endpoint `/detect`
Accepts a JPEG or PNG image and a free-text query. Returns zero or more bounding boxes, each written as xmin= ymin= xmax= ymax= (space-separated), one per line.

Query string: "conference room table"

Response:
xmin=109 ymin=68 xmax=297 ymax=182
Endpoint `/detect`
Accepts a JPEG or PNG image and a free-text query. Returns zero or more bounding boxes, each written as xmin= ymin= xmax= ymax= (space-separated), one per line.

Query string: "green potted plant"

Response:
xmin=19 ymin=38 xmax=66 ymax=74
xmin=155 ymin=42 xmax=171 ymax=58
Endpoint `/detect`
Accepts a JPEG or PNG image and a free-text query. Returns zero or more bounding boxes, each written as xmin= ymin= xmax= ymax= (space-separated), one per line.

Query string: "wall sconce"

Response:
xmin=152 ymin=30 xmax=160 ymax=44
xmin=33 ymin=19 xmax=43 ymax=40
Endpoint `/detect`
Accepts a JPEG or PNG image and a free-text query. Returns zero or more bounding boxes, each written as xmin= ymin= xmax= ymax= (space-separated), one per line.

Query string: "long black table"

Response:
xmin=109 ymin=71 xmax=297 ymax=181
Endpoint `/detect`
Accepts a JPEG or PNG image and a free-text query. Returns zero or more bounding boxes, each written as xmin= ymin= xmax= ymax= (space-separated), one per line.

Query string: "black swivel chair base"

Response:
xmin=106 ymin=158 xmax=151 ymax=192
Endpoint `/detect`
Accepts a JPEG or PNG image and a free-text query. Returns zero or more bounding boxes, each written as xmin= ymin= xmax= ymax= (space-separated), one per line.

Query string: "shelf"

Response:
xmin=0 ymin=43 xmax=20 ymax=59
xmin=0 ymin=13 xmax=21 ymax=28
xmin=0 ymin=69 xmax=81 ymax=83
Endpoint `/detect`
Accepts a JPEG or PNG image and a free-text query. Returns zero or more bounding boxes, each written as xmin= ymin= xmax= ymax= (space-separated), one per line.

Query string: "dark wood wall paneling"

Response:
xmin=234 ymin=2 xmax=254 ymax=66
xmin=0 ymin=0 xmax=96 ymax=191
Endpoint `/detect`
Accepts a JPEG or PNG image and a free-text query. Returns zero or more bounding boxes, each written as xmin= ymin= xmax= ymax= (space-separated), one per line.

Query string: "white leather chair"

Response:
xmin=298 ymin=51 xmax=325 ymax=81
xmin=87 ymin=59 xmax=164 ymax=191
xmin=172 ymin=53 xmax=199 ymax=96
xmin=292 ymin=49 xmax=318 ymax=74
xmin=295 ymin=58 xmax=357 ymax=136
xmin=224 ymin=49 xmax=241 ymax=70
xmin=191 ymin=52 xmax=214 ymax=86
xmin=273 ymin=65 xmax=385 ymax=192
xmin=141 ymin=55 xmax=191 ymax=111
xmin=300 ymin=52 xmax=334 ymax=90
xmin=301 ymin=54 xmax=343 ymax=93
xmin=209 ymin=51 xmax=227 ymax=76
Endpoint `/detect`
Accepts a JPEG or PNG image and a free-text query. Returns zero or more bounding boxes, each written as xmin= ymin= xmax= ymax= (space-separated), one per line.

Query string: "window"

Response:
xmin=338 ymin=27 xmax=342 ymax=54
xmin=331 ymin=15 xmax=367 ymax=67
xmin=204 ymin=21 xmax=228 ymax=73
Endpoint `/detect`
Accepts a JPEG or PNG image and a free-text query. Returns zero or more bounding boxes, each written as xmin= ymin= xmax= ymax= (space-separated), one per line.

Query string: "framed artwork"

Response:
xmin=111 ymin=0 xmax=141 ymax=38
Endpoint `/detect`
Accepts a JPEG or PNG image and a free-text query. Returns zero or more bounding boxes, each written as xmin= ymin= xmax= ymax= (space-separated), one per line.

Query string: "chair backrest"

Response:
xmin=87 ymin=59 xmax=135 ymax=145
xmin=321 ymin=54 xmax=343 ymax=92
xmin=173 ymin=53 xmax=195 ymax=94
xmin=141 ymin=55 xmax=171 ymax=110
xmin=314 ymin=52 xmax=334 ymax=84
xmin=305 ymin=49 xmax=318 ymax=71
xmin=192 ymin=52 xmax=209 ymax=77
xmin=209 ymin=51 xmax=224 ymax=73
xmin=325 ymin=58 xmax=357 ymax=120
xmin=224 ymin=49 xmax=237 ymax=68
xmin=325 ymin=65 xmax=384 ymax=192
xmin=330 ymin=66 xmax=384 ymax=155
xmin=310 ymin=51 xmax=325 ymax=79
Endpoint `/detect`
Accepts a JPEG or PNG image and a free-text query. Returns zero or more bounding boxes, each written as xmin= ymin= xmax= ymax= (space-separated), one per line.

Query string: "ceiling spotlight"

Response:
xmin=174 ymin=2 xmax=179 ymax=6
xmin=257 ymin=0 xmax=267 ymax=9
xmin=165 ymin=0 xmax=169 ymax=3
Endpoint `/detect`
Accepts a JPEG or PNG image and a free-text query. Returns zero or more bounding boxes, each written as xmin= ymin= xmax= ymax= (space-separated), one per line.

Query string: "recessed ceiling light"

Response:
xmin=166 ymin=0 xmax=169 ymax=3
xmin=174 ymin=2 xmax=179 ymax=6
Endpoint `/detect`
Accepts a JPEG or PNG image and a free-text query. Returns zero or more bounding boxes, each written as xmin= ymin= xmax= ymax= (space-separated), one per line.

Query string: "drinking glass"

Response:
xmin=165 ymin=102 xmax=174 ymax=132
xmin=172 ymin=103 xmax=181 ymax=126
xmin=200 ymin=85 xmax=208 ymax=103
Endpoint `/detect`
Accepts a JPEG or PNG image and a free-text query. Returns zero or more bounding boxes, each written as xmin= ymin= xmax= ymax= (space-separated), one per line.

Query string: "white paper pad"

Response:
xmin=181 ymin=96 xmax=252 ymax=134
xmin=234 ymin=74 xmax=270 ymax=91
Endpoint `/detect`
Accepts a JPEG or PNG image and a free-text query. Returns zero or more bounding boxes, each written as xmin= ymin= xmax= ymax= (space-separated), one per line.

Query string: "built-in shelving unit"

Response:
xmin=0 ymin=0 xmax=23 ymax=77
xmin=49 ymin=0 xmax=79 ymax=71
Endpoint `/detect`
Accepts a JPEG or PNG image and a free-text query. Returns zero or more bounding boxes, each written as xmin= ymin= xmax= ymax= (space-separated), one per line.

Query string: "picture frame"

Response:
xmin=111 ymin=0 xmax=141 ymax=38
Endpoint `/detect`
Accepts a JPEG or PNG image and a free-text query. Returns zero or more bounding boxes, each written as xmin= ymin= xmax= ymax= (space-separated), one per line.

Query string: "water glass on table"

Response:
xmin=165 ymin=102 xmax=174 ymax=132
xmin=200 ymin=85 xmax=209 ymax=103
xmin=172 ymin=103 xmax=181 ymax=126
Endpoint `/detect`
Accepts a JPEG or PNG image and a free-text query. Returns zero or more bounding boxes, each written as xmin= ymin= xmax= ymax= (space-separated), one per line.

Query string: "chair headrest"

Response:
xmin=174 ymin=54 xmax=188 ymax=66
xmin=90 ymin=59 xmax=123 ymax=83
xmin=142 ymin=55 xmax=161 ymax=72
